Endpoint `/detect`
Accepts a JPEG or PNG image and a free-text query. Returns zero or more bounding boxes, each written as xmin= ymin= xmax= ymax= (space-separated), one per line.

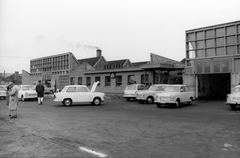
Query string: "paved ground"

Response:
xmin=0 ymin=96 xmax=240 ymax=158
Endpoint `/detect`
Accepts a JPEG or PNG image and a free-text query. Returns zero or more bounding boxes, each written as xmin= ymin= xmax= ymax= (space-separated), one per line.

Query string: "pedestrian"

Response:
xmin=8 ymin=82 xmax=19 ymax=118
xmin=36 ymin=80 xmax=45 ymax=105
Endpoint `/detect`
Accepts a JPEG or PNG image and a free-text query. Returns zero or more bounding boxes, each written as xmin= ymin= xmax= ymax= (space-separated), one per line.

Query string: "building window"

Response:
xmin=196 ymin=31 xmax=204 ymax=40
xmin=196 ymin=40 xmax=204 ymax=49
xmin=128 ymin=75 xmax=136 ymax=84
xmin=141 ymin=74 xmax=149 ymax=84
xmin=206 ymin=30 xmax=214 ymax=38
xmin=206 ymin=39 xmax=214 ymax=48
xmin=216 ymin=28 xmax=224 ymax=37
xmin=227 ymin=46 xmax=236 ymax=55
xmin=226 ymin=26 xmax=235 ymax=35
xmin=196 ymin=49 xmax=205 ymax=58
xmin=95 ymin=76 xmax=100 ymax=82
xmin=78 ymin=77 xmax=82 ymax=85
xmin=116 ymin=76 xmax=122 ymax=86
xmin=216 ymin=47 xmax=224 ymax=56
xmin=213 ymin=61 xmax=220 ymax=73
xmin=105 ymin=76 xmax=110 ymax=86
xmin=196 ymin=62 xmax=203 ymax=73
xmin=206 ymin=48 xmax=214 ymax=57
xmin=86 ymin=77 xmax=91 ymax=86
xmin=187 ymin=33 xmax=195 ymax=41
xmin=222 ymin=60 xmax=230 ymax=72
xmin=70 ymin=77 xmax=74 ymax=85
xmin=204 ymin=62 xmax=211 ymax=73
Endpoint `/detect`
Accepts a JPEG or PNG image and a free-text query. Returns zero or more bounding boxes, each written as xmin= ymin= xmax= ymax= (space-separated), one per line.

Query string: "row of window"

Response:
xmin=187 ymin=25 xmax=240 ymax=41
xmin=70 ymin=74 xmax=150 ymax=87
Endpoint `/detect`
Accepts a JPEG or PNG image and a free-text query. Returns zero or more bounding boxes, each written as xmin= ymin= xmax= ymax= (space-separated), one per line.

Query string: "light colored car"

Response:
xmin=18 ymin=85 xmax=37 ymax=101
xmin=0 ymin=85 xmax=7 ymax=100
xmin=225 ymin=85 xmax=240 ymax=110
xmin=44 ymin=85 xmax=55 ymax=94
xmin=154 ymin=85 xmax=194 ymax=108
xmin=136 ymin=84 xmax=167 ymax=104
xmin=53 ymin=81 xmax=105 ymax=106
xmin=123 ymin=84 xmax=146 ymax=101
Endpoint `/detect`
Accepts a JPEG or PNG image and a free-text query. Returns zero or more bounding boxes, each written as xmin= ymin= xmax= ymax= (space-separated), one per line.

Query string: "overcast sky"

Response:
xmin=0 ymin=0 xmax=240 ymax=73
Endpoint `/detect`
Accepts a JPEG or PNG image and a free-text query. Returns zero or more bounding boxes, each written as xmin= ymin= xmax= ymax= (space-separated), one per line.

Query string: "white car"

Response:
xmin=123 ymin=84 xmax=146 ymax=101
xmin=136 ymin=84 xmax=167 ymax=104
xmin=0 ymin=85 xmax=7 ymax=100
xmin=225 ymin=85 xmax=240 ymax=110
xmin=53 ymin=81 xmax=105 ymax=106
xmin=18 ymin=85 xmax=37 ymax=101
xmin=154 ymin=85 xmax=195 ymax=108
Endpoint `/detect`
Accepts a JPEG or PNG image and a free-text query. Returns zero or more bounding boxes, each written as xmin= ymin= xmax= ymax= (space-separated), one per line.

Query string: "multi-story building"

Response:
xmin=184 ymin=20 xmax=240 ymax=99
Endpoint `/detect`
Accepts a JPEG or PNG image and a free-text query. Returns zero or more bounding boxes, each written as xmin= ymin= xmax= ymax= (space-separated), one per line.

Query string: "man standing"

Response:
xmin=36 ymin=80 xmax=45 ymax=105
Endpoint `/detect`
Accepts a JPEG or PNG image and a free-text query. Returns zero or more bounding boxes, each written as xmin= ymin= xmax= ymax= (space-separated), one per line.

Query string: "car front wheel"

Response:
xmin=188 ymin=97 xmax=193 ymax=105
xmin=175 ymin=99 xmax=180 ymax=108
xmin=146 ymin=96 xmax=154 ymax=104
xmin=93 ymin=97 xmax=101 ymax=105
xmin=63 ymin=99 xmax=72 ymax=106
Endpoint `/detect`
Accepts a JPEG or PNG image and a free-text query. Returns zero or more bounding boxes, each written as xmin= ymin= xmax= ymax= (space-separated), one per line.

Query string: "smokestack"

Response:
xmin=96 ymin=49 xmax=102 ymax=57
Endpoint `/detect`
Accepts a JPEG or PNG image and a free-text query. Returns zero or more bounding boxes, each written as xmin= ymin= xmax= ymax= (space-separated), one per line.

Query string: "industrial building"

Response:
xmin=184 ymin=20 xmax=240 ymax=99
xmin=22 ymin=49 xmax=184 ymax=94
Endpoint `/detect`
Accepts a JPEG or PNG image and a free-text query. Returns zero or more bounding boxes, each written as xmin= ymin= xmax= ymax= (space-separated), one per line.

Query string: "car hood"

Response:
xmin=91 ymin=81 xmax=100 ymax=92
xmin=22 ymin=90 xmax=37 ymax=93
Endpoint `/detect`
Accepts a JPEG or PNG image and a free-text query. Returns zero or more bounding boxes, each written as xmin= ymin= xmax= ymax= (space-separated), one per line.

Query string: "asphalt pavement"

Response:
xmin=0 ymin=96 xmax=240 ymax=158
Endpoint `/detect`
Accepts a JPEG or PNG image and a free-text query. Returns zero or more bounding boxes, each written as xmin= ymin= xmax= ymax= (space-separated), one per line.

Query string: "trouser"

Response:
xmin=38 ymin=97 xmax=43 ymax=104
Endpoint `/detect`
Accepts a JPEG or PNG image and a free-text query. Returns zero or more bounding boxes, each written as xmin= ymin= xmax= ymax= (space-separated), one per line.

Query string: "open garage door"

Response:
xmin=198 ymin=73 xmax=230 ymax=100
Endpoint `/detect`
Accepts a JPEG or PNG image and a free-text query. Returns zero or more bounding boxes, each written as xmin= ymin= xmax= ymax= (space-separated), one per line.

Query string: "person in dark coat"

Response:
xmin=36 ymin=80 xmax=45 ymax=105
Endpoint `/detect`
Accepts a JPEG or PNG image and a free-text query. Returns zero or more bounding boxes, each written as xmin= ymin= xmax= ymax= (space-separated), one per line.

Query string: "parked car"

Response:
xmin=154 ymin=85 xmax=194 ymax=108
xmin=136 ymin=84 xmax=167 ymax=104
xmin=53 ymin=81 xmax=105 ymax=106
xmin=225 ymin=85 xmax=240 ymax=110
xmin=44 ymin=85 xmax=55 ymax=94
xmin=0 ymin=85 xmax=7 ymax=100
xmin=18 ymin=85 xmax=37 ymax=101
xmin=123 ymin=84 xmax=146 ymax=101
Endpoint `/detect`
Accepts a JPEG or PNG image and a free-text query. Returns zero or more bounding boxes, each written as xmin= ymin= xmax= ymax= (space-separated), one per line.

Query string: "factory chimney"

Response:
xmin=96 ymin=49 xmax=102 ymax=57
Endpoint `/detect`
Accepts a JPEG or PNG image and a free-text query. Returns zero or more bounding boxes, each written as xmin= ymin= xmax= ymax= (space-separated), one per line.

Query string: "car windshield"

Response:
xmin=22 ymin=86 xmax=35 ymax=90
xmin=164 ymin=86 xmax=180 ymax=92
xmin=125 ymin=85 xmax=136 ymax=90
xmin=149 ymin=85 xmax=165 ymax=91
xmin=233 ymin=87 xmax=240 ymax=93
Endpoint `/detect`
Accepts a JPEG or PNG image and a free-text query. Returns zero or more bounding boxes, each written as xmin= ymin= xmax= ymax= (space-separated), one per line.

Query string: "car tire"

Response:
xmin=126 ymin=98 xmax=130 ymax=101
xmin=188 ymin=97 xmax=193 ymax=105
xmin=49 ymin=90 xmax=54 ymax=94
xmin=175 ymin=99 xmax=180 ymax=108
xmin=93 ymin=97 xmax=101 ymax=105
xmin=230 ymin=104 xmax=236 ymax=111
xmin=156 ymin=103 xmax=162 ymax=108
xmin=146 ymin=96 xmax=154 ymax=104
xmin=21 ymin=95 xmax=25 ymax=101
xmin=63 ymin=99 xmax=72 ymax=106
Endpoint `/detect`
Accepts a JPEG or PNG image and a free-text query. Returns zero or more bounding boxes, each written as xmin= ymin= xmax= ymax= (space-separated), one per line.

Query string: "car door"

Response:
xmin=184 ymin=86 xmax=192 ymax=101
xmin=76 ymin=87 xmax=91 ymax=102
xmin=65 ymin=87 xmax=77 ymax=102
xmin=180 ymin=86 xmax=187 ymax=102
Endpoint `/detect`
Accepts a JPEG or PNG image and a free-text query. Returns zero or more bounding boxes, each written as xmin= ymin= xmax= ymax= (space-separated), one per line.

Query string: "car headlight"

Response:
xmin=170 ymin=95 xmax=174 ymax=101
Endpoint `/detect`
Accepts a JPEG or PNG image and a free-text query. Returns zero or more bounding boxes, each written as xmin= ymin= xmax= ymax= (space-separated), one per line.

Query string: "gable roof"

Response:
xmin=77 ymin=57 xmax=101 ymax=67
xmin=107 ymin=59 xmax=129 ymax=65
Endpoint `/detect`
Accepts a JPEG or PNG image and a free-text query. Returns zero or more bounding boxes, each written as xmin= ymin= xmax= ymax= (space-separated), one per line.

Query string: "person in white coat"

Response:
xmin=8 ymin=82 xmax=19 ymax=118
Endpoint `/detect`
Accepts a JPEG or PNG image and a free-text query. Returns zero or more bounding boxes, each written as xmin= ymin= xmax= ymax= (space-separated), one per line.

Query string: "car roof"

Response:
xmin=20 ymin=85 xmax=35 ymax=87
xmin=166 ymin=84 xmax=187 ymax=87
xmin=126 ymin=84 xmax=144 ymax=86
xmin=64 ymin=85 xmax=87 ymax=87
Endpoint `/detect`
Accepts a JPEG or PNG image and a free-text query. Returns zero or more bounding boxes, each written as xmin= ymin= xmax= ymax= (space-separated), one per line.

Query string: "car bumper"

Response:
xmin=123 ymin=94 xmax=136 ymax=98
xmin=225 ymin=101 xmax=240 ymax=105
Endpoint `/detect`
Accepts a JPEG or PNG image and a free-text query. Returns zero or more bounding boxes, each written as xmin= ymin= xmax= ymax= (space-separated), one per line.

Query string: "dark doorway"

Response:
xmin=209 ymin=74 xmax=230 ymax=99
xmin=198 ymin=73 xmax=230 ymax=100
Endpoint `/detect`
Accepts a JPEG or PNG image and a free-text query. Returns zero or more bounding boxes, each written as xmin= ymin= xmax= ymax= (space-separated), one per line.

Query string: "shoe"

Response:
xmin=41 ymin=102 xmax=42 ymax=105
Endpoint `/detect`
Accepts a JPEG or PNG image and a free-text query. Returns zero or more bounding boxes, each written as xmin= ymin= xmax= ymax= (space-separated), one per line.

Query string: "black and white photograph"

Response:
xmin=0 ymin=0 xmax=240 ymax=157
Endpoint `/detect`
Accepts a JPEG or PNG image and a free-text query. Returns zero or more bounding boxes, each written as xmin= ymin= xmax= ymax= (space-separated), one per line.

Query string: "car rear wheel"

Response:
xmin=175 ymin=99 xmax=180 ymax=108
xmin=49 ymin=90 xmax=54 ymax=94
xmin=230 ymin=104 xmax=236 ymax=111
xmin=146 ymin=96 xmax=154 ymax=104
xmin=188 ymin=97 xmax=193 ymax=105
xmin=63 ymin=99 xmax=72 ymax=106
xmin=126 ymin=98 xmax=130 ymax=101
xmin=93 ymin=97 xmax=101 ymax=105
